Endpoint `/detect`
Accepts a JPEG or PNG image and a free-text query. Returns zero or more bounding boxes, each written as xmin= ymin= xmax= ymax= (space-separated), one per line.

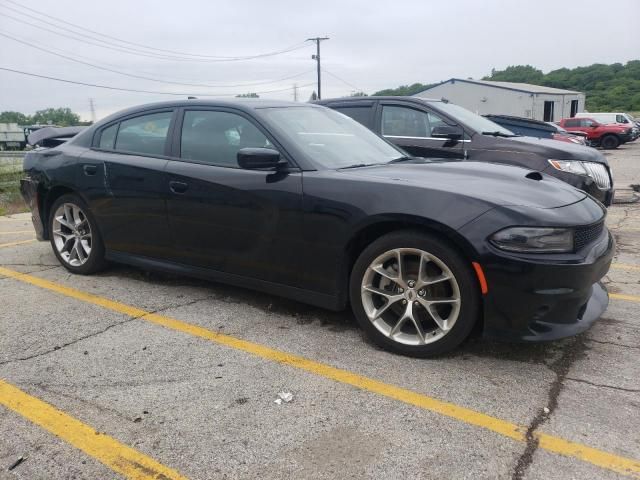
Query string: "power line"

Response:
xmin=0 ymin=31 xmax=315 ymax=88
xmin=0 ymin=66 xmax=315 ymax=97
xmin=323 ymin=68 xmax=363 ymax=92
xmin=2 ymin=0 xmax=305 ymax=60
xmin=0 ymin=7 xmax=310 ymax=63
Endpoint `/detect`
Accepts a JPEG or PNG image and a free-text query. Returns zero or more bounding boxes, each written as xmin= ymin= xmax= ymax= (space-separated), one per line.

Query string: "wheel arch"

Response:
xmin=341 ymin=216 xmax=483 ymax=319
xmin=40 ymin=184 xmax=80 ymax=239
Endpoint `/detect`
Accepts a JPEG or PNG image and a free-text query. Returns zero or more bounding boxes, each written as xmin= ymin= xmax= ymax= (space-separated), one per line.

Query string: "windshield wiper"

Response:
xmin=338 ymin=163 xmax=385 ymax=170
xmin=482 ymin=131 xmax=517 ymax=137
xmin=388 ymin=156 xmax=412 ymax=164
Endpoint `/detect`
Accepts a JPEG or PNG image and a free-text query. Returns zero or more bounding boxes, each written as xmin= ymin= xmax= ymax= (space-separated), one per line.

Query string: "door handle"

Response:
xmin=169 ymin=181 xmax=188 ymax=194
xmin=83 ymin=164 xmax=98 ymax=176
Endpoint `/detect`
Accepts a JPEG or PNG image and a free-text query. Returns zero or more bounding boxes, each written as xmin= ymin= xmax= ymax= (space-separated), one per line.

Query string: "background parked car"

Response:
xmin=558 ymin=117 xmax=633 ymax=149
xmin=317 ymin=97 xmax=614 ymax=206
xmin=482 ymin=114 xmax=587 ymax=145
xmin=574 ymin=112 xmax=639 ymax=141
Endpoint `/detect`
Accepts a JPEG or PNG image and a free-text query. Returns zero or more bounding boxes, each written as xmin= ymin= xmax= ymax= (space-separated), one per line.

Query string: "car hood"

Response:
xmin=486 ymin=135 xmax=608 ymax=164
xmin=338 ymin=161 xmax=587 ymax=209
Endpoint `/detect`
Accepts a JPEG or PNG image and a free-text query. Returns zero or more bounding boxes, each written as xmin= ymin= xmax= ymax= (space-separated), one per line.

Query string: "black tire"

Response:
xmin=349 ymin=230 xmax=480 ymax=357
xmin=600 ymin=134 xmax=620 ymax=149
xmin=48 ymin=193 xmax=106 ymax=274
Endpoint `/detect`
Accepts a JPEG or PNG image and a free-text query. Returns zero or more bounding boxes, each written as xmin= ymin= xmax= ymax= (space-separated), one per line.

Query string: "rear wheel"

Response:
xmin=349 ymin=231 xmax=480 ymax=357
xmin=49 ymin=194 xmax=106 ymax=274
xmin=600 ymin=134 xmax=620 ymax=149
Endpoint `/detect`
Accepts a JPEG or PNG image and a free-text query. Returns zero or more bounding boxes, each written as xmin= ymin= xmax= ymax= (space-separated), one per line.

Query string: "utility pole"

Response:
xmin=89 ymin=98 xmax=96 ymax=124
xmin=307 ymin=37 xmax=329 ymax=99
xmin=293 ymin=83 xmax=298 ymax=102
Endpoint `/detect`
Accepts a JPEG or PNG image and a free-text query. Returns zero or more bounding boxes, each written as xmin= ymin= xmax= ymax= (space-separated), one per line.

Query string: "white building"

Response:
xmin=413 ymin=79 xmax=585 ymax=122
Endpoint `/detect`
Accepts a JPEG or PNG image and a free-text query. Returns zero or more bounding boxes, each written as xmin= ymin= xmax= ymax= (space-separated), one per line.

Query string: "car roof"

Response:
xmin=315 ymin=96 xmax=443 ymax=105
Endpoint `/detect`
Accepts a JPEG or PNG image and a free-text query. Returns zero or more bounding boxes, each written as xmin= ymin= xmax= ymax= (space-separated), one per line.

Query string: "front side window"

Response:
xmin=382 ymin=106 xmax=432 ymax=138
xmin=381 ymin=106 xmax=450 ymax=138
xmin=180 ymin=110 xmax=271 ymax=167
xmin=114 ymin=111 xmax=172 ymax=156
xmin=581 ymin=119 xmax=595 ymax=127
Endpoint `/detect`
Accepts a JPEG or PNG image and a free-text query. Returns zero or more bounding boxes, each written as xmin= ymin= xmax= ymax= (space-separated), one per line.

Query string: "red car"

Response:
xmin=558 ymin=117 xmax=632 ymax=149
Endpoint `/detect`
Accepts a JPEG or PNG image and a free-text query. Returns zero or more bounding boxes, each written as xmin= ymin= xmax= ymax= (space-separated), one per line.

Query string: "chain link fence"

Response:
xmin=0 ymin=152 xmax=26 ymax=215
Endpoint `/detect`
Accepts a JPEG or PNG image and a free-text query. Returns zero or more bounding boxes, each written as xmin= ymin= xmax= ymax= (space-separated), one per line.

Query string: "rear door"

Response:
xmin=376 ymin=102 xmax=464 ymax=159
xmin=164 ymin=107 xmax=304 ymax=286
xmin=84 ymin=110 xmax=174 ymax=257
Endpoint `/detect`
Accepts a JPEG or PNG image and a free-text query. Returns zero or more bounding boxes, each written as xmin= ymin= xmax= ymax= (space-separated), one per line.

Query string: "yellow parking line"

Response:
xmin=611 ymin=263 xmax=640 ymax=272
xmin=0 ymin=380 xmax=187 ymax=480
xmin=0 ymin=230 xmax=34 ymax=235
xmin=610 ymin=293 xmax=640 ymax=303
xmin=0 ymin=266 xmax=638 ymax=478
xmin=0 ymin=239 xmax=36 ymax=248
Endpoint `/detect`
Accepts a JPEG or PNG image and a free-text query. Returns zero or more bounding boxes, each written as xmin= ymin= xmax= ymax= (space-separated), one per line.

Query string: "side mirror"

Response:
xmin=431 ymin=125 xmax=464 ymax=140
xmin=237 ymin=148 xmax=286 ymax=170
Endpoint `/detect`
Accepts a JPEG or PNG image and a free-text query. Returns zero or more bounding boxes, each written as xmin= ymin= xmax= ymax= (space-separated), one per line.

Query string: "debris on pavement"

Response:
xmin=274 ymin=391 xmax=294 ymax=405
xmin=8 ymin=456 xmax=26 ymax=471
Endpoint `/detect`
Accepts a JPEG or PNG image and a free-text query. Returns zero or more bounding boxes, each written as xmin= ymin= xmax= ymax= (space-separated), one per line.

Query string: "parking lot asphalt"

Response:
xmin=1 ymin=143 xmax=639 ymax=480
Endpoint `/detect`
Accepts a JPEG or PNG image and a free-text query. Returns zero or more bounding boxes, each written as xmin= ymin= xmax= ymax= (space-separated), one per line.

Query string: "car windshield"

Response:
xmin=260 ymin=106 xmax=404 ymax=169
xmin=430 ymin=102 xmax=515 ymax=136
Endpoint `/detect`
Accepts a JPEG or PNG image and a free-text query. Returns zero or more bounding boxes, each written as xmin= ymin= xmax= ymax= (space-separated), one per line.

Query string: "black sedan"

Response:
xmin=20 ymin=100 xmax=614 ymax=357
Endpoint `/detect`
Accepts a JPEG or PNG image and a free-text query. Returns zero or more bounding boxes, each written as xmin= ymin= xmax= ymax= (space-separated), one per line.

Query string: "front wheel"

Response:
xmin=349 ymin=231 xmax=480 ymax=357
xmin=49 ymin=194 xmax=106 ymax=274
xmin=600 ymin=135 xmax=620 ymax=149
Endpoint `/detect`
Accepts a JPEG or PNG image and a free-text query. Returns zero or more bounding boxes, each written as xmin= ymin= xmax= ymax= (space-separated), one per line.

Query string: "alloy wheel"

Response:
xmin=52 ymin=203 xmax=93 ymax=267
xmin=360 ymin=248 xmax=461 ymax=346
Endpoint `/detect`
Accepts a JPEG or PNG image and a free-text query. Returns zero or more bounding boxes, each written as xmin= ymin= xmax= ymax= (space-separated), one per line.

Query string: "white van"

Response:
xmin=575 ymin=112 xmax=634 ymax=125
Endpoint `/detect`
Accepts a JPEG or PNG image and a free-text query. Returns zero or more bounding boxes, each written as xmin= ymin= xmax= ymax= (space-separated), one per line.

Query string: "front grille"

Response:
xmin=582 ymin=162 xmax=611 ymax=190
xmin=575 ymin=222 xmax=604 ymax=251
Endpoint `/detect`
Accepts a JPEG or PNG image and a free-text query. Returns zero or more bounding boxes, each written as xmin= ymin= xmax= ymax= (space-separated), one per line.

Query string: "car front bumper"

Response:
xmin=479 ymin=229 xmax=614 ymax=342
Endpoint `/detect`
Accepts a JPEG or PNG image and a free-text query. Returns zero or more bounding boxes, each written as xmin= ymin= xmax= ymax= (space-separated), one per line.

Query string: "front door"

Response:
xmin=165 ymin=108 xmax=304 ymax=286
xmin=378 ymin=103 xmax=464 ymax=159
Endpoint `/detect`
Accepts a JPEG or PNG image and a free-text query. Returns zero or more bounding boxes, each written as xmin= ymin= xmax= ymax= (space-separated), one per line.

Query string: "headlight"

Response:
xmin=548 ymin=159 xmax=587 ymax=175
xmin=490 ymin=227 xmax=574 ymax=253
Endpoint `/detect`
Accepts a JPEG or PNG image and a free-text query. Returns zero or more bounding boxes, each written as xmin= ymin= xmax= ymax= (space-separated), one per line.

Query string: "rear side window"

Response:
xmin=98 ymin=123 xmax=118 ymax=149
xmin=114 ymin=111 xmax=172 ymax=156
xmin=563 ymin=119 xmax=579 ymax=128
xmin=180 ymin=110 xmax=271 ymax=167
xmin=333 ymin=106 xmax=373 ymax=127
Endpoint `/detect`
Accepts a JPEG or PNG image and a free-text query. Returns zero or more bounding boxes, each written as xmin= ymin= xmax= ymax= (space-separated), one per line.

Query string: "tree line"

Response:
xmin=373 ymin=61 xmax=640 ymax=112
xmin=0 ymin=108 xmax=86 ymax=126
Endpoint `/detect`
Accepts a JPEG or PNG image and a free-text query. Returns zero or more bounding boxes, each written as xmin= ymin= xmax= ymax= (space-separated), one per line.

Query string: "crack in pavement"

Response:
xmin=0 ymin=317 xmax=136 ymax=367
xmin=511 ymin=336 xmax=589 ymax=480
xmin=0 ymin=295 xmax=216 ymax=367
xmin=586 ymin=338 xmax=640 ymax=350
xmin=565 ymin=377 xmax=640 ymax=394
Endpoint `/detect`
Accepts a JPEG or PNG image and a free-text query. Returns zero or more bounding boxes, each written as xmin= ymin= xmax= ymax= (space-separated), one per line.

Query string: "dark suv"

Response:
xmin=316 ymin=97 xmax=614 ymax=206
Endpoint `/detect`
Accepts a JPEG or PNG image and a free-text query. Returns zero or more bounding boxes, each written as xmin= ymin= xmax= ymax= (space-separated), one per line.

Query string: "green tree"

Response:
xmin=31 ymin=107 xmax=80 ymax=126
xmin=483 ymin=65 xmax=544 ymax=83
xmin=0 ymin=111 xmax=30 ymax=124
xmin=236 ymin=93 xmax=259 ymax=98
xmin=373 ymin=82 xmax=437 ymax=96
xmin=349 ymin=91 xmax=368 ymax=97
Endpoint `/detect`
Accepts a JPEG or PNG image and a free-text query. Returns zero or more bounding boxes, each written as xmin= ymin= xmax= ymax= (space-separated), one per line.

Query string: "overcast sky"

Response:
xmin=1 ymin=0 xmax=639 ymax=121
